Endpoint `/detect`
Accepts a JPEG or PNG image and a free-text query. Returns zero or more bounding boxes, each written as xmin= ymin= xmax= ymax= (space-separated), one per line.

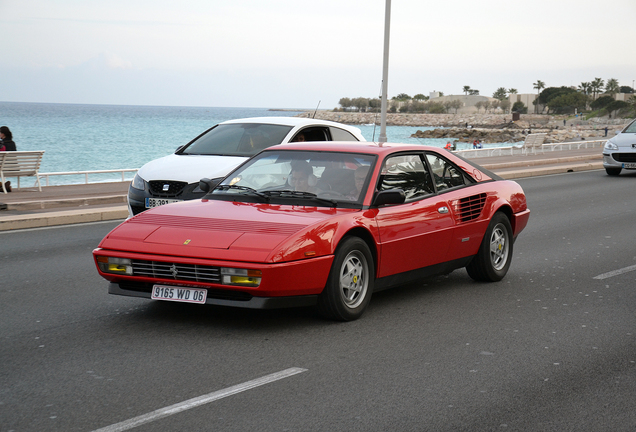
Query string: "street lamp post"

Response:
xmin=379 ymin=0 xmax=391 ymax=143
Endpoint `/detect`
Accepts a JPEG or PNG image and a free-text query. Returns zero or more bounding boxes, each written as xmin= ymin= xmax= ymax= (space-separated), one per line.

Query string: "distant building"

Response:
xmin=508 ymin=94 xmax=538 ymax=112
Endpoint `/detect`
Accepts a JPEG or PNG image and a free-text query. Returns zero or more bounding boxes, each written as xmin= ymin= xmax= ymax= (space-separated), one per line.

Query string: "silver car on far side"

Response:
xmin=603 ymin=119 xmax=636 ymax=175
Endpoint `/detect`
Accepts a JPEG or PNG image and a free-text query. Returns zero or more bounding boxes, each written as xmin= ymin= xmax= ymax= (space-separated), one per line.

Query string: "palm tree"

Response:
xmin=533 ymin=80 xmax=545 ymax=113
xmin=605 ymin=78 xmax=620 ymax=96
xmin=462 ymin=86 xmax=471 ymax=95
xmin=508 ymin=88 xmax=518 ymax=94
xmin=578 ymin=82 xmax=591 ymax=95
xmin=590 ymin=77 xmax=604 ymax=100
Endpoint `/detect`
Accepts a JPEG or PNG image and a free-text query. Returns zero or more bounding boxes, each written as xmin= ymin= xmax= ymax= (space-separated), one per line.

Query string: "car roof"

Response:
xmin=265 ymin=141 xmax=442 ymax=156
xmin=220 ymin=116 xmax=361 ymax=130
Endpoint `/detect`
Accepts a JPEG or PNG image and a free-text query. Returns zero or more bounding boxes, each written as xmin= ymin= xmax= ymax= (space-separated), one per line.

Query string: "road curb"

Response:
xmin=497 ymin=162 xmax=604 ymax=179
xmin=0 ymin=206 xmax=128 ymax=231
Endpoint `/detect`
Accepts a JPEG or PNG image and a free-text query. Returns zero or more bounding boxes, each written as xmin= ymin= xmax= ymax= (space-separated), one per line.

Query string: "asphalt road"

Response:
xmin=1 ymin=169 xmax=635 ymax=432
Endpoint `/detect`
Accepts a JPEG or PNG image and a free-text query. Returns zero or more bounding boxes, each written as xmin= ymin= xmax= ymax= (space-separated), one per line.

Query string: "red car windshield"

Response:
xmin=214 ymin=150 xmax=377 ymax=206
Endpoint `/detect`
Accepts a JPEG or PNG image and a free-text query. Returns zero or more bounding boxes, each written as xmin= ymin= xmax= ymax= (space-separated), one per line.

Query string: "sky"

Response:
xmin=1 ymin=0 xmax=635 ymax=109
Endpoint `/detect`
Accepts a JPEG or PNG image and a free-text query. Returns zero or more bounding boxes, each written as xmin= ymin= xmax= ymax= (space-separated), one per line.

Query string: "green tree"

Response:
xmin=578 ymin=82 xmax=591 ymax=95
xmin=500 ymin=99 xmax=511 ymax=114
xmin=512 ymin=101 xmax=527 ymax=114
xmin=339 ymin=97 xmax=352 ymax=111
xmin=605 ymin=78 xmax=620 ymax=96
xmin=411 ymin=101 xmax=427 ymax=113
xmin=619 ymin=86 xmax=634 ymax=94
xmin=533 ymin=80 xmax=546 ymax=113
xmin=590 ymin=95 xmax=614 ymax=110
xmin=428 ymin=102 xmax=446 ymax=113
xmin=508 ymin=88 xmax=518 ymax=94
xmin=590 ymin=77 xmax=604 ymax=99
xmin=450 ymin=100 xmax=463 ymax=113
xmin=413 ymin=93 xmax=428 ymax=101
xmin=546 ymin=92 xmax=588 ymax=114
xmin=606 ymin=100 xmax=629 ymax=118
xmin=492 ymin=87 xmax=508 ymax=101
xmin=393 ymin=93 xmax=411 ymax=101
xmin=462 ymin=86 xmax=471 ymax=95
xmin=468 ymin=89 xmax=479 ymax=95
xmin=352 ymin=97 xmax=369 ymax=112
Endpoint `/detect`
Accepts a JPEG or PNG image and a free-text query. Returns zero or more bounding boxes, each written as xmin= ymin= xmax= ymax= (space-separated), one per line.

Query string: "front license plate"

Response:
xmin=623 ymin=163 xmax=636 ymax=169
xmin=145 ymin=197 xmax=182 ymax=208
xmin=151 ymin=285 xmax=207 ymax=304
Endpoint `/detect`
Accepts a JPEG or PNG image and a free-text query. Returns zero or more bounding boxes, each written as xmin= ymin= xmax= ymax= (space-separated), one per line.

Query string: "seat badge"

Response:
xmin=163 ymin=184 xmax=170 ymax=191
xmin=183 ymin=239 xmax=191 ymax=245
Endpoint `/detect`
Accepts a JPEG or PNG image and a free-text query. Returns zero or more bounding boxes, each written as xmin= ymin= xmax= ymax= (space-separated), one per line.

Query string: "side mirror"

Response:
xmin=198 ymin=178 xmax=222 ymax=193
xmin=372 ymin=189 xmax=406 ymax=206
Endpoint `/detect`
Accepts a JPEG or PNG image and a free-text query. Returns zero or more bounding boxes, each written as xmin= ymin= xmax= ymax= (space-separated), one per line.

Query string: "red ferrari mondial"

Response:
xmin=94 ymin=142 xmax=529 ymax=321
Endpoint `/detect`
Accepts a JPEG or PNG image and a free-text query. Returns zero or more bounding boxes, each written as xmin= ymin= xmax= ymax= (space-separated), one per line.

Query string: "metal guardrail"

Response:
xmin=38 ymin=169 xmax=138 ymax=186
xmin=33 ymin=139 xmax=607 ymax=185
xmin=455 ymin=139 xmax=605 ymax=158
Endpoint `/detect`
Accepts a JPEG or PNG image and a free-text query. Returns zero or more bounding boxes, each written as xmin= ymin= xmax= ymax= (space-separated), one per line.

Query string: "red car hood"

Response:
xmin=99 ymin=199 xmax=359 ymax=263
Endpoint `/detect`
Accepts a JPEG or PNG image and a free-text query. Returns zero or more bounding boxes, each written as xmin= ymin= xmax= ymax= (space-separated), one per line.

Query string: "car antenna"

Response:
xmin=312 ymin=100 xmax=321 ymax=118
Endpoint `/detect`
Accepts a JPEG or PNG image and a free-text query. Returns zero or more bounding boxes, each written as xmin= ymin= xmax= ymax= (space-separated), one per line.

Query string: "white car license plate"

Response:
xmin=623 ymin=163 xmax=636 ymax=169
xmin=151 ymin=285 xmax=207 ymax=304
xmin=145 ymin=197 xmax=182 ymax=208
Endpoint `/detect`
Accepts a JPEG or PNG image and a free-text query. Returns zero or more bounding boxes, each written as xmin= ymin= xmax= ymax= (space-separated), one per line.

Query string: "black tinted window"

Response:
xmin=379 ymin=154 xmax=434 ymax=201
xmin=182 ymin=123 xmax=293 ymax=156
xmin=426 ymin=153 xmax=466 ymax=191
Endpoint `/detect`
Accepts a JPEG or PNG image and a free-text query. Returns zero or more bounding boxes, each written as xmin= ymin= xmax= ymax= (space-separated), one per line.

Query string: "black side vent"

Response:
xmin=452 ymin=193 xmax=487 ymax=223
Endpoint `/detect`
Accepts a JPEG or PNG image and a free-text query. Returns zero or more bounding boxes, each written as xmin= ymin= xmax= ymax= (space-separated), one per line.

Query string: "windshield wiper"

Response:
xmin=214 ymin=185 xmax=269 ymax=202
xmin=263 ymin=190 xmax=338 ymax=207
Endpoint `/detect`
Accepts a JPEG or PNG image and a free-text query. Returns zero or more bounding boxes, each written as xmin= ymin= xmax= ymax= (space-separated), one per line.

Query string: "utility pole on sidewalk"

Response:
xmin=379 ymin=0 xmax=391 ymax=143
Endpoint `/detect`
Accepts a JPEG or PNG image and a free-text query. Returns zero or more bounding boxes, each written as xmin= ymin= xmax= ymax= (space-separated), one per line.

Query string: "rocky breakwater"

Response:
xmin=299 ymin=111 xmax=628 ymax=143
xmin=412 ymin=125 xmax=614 ymax=144
xmin=300 ymin=111 xmax=553 ymax=127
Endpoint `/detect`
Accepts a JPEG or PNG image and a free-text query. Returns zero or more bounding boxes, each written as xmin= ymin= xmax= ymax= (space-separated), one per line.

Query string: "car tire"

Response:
xmin=466 ymin=212 xmax=513 ymax=282
xmin=317 ymin=237 xmax=374 ymax=321
xmin=605 ymin=167 xmax=622 ymax=176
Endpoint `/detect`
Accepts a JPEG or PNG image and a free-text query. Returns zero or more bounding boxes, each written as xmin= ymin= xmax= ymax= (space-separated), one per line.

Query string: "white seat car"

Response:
xmin=127 ymin=117 xmax=365 ymax=216
xmin=603 ymin=119 xmax=636 ymax=176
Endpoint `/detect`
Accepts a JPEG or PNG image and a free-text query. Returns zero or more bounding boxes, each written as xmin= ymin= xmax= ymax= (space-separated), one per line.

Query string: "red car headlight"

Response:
xmin=221 ymin=268 xmax=262 ymax=287
xmin=96 ymin=256 xmax=133 ymax=276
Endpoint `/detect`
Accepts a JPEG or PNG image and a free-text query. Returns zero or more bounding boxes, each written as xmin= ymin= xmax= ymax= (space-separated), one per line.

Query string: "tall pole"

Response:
xmin=379 ymin=0 xmax=391 ymax=143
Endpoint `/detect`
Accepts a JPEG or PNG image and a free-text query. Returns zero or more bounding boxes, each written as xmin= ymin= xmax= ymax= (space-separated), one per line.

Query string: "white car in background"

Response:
xmin=127 ymin=117 xmax=366 ymax=216
xmin=603 ymin=118 xmax=636 ymax=176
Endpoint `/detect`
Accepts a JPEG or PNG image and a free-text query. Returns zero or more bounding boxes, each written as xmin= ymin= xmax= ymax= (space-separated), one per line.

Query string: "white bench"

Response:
xmin=521 ymin=133 xmax=547 ymax=155
xmin=0 ymin=150 xmax=45 ymax=193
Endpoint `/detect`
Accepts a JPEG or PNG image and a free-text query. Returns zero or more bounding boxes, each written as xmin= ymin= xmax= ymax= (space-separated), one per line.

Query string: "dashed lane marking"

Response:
xmin=91 ymin=367 xmax=308 ymax=432
xmin=593 ymin=264 xmax=636 ymax=280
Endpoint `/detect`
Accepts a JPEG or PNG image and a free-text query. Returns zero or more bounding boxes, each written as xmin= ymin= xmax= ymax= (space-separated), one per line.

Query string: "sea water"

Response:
xmin=0 ymin=101 xmax=484 ymax=185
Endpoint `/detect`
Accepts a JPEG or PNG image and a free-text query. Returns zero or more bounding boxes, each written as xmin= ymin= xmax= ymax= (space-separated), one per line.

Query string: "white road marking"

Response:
xmin=593 ymin=264 xmax=636 ymax=280
xmin=91 ymin=367 xmax=307 ymax=432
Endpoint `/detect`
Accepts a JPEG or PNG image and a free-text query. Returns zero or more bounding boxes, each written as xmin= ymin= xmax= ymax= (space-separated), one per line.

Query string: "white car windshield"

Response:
xmin=623 ymin=120 xmax=636 ymax=134
xmin=181 ymin=123 xmax=293 ymax=156
xmin=213 ymin=150 xmax=376 ymax=206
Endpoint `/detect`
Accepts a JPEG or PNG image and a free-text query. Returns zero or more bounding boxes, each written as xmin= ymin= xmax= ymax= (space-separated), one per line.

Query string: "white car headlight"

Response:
xmin=131 ymin=173 xmax=146 ymax=190
xmin=604 ymin=141 xmax=618 ymax=151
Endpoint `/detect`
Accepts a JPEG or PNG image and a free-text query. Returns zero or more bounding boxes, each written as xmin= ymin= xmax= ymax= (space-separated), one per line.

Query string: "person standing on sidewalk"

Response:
xmin=0 ymin=126 xmax=16 ymax=191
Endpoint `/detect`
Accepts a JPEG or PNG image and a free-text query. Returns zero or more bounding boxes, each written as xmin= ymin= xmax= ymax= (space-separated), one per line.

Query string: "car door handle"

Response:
xmin=438 ymin=206 xmax=449 ymax=214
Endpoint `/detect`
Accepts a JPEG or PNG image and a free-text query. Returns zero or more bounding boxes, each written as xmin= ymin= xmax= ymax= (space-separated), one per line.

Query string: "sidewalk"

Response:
xmin=0 ymin=147 xmax=603 ymax=231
